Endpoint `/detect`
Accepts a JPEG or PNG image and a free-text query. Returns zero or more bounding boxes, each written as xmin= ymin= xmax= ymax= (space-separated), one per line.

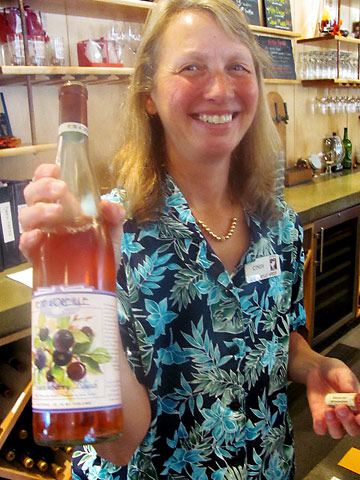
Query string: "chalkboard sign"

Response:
xmin=233 ymin=0 xmax=261 ymax=26
xmin=263 ymin=0 xmax=292 ymax=31
xmin=257 ymin=35 xmax=296 ymax=80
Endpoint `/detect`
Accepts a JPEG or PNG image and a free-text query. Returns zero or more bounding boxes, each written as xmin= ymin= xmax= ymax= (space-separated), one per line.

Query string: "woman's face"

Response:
xmin=146 ymin=9 xmax=259 ymax=167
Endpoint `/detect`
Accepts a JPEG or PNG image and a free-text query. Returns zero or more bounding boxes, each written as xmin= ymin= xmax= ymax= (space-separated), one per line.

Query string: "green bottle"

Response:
xmin=343 ymin=127 xmax=352 ymax=169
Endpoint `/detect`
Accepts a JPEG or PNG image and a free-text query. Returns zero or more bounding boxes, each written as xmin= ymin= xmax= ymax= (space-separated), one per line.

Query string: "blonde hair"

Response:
xmin=113 ymin=0 xmax=281 ymax=223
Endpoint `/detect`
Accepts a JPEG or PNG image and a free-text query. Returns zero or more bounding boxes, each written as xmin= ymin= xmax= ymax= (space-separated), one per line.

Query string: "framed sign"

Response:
xmin=257 ymin=35 xmax=296 ymax=80
xmin=233 ymin=0 xmax=262 ymax=26
xmin=263 ymin=0 xmax=293 ymax=31
xmin=0 ymin=93 xmax=12 ymax=138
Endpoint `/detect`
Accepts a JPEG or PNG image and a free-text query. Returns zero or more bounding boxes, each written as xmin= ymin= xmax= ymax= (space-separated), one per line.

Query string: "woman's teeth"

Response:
xmin=198 ymin=113 xmax=233 ymax=124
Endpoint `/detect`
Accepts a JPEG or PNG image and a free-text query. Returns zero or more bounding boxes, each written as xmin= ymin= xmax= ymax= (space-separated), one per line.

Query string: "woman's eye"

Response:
xmin=183 ymin=65 xmax=199 ymax=72
xmin=231 ymin=64 xmax=249 ymax=72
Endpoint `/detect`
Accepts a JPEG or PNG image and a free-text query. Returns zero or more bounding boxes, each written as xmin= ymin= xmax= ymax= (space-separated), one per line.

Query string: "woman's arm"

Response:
xmin=288 ymin=330 xmax=360 ymax=438
xmin=20 ymin=163 xmax=151 ymax=466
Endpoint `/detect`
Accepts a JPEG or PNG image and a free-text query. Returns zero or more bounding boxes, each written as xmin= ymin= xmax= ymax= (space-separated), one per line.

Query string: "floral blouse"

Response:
xmin=72 ymin=175 xmax=306 ymax=480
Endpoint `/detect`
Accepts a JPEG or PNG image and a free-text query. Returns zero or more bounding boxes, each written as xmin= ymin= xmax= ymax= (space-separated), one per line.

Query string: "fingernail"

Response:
xmin=337 ymin=408 xmax=348 ymax=418
xmin=325 ymin=410 xmax=335 ymax=420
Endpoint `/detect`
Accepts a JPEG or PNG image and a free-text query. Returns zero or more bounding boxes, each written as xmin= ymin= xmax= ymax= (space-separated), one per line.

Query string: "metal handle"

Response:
xmin=319 ymin=227 xmax=325 ymax=273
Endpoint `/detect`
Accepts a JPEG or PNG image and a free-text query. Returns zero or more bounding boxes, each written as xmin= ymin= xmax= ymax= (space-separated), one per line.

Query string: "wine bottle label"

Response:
xmin=31 ymin=285 xmax=122 ymax=412
xmin=58 ymin=122 xmax=88 ymax=136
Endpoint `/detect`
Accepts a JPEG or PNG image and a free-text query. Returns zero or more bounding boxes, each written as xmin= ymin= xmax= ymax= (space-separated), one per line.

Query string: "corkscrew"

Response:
xmin=274 ymin=101 xmax=289 ymax=124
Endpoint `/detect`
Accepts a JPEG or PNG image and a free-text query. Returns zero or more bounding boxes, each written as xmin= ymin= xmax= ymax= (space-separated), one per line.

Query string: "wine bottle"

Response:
xmin=31 ymin=81 xmax=123 ymax=446
xmin=50 ymin=462 xmax=64 ymax=477
xmin=63 ymin=445 xmax=74 ymax=455
xmin=1 ymin=445 xmax=16 ymax=462
xmin=18 ymin=451 xmax=34 ymax=469
xmin=343 ymin=127 xmax=352 ymax=169
xmin=7 ymin=356 xmax=26 ymax=372
xmin=0 ymin=381 xmax=13 ymax=398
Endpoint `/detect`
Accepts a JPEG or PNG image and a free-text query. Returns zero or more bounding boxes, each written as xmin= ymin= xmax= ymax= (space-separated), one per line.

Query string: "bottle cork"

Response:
xmin=325 ymin=392 xmax=360 ymax=411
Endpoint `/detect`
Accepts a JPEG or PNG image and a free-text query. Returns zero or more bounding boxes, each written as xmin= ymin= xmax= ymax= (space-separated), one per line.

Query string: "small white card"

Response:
xmin=245 ymin=254 xmax=280 ymax=284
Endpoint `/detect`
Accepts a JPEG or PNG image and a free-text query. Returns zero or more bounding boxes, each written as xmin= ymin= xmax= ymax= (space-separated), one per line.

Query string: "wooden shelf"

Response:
xmin=297 ymin=34 xmax=360 ymax=46
xmin=5 ymin=0 xmax=152 ymax=22
xmin=250 ymin=25 xmax=300 ymax=38
xmin=0 ymin=66 xmax=134 ymax=87
xmin=0 ymin=381 xmax=32 ymax=449
xmin=0 ymin=143 xmax=57 ymax=158
xmin=265 ymin=78 xmax=301 ymax=84
xmin=301 ymin=78 xmax=360 ymax=87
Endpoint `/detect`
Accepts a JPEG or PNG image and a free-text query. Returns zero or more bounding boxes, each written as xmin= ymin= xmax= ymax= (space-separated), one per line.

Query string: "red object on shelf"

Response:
xmin=77 ymin=39 xmax=123 ymax=67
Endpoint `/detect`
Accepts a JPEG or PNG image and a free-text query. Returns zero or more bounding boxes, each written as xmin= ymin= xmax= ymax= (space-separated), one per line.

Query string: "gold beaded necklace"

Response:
xmin=197 ymin=217 xmax=237 ymax=241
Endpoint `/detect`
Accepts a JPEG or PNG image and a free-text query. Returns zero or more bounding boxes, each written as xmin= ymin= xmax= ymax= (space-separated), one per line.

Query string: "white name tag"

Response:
xmin=245 ymin=254 xmax=280 ymax=284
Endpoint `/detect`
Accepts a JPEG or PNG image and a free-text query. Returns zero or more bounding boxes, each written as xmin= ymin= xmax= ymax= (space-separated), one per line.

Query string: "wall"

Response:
xmin=1 ymin=0 xmax=360 ymax=187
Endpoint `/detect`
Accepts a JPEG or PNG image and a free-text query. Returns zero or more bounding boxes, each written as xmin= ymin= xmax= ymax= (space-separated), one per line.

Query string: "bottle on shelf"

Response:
xmin=31 ymin=81 xmax=123 ymax=446
xmin=0 ymin=381 xmax=13 ymax=398
xmin=50 ymin=462 xmax=65 ymax=477
xmin=18 ymin=451 xmax=35 ymax=469
xmin=6 ymin=356 xmax=26 ymax=372
xmin=1 ymin=445 xmax=16 ymax=462
xmin=343 ymin=127 xmax=352 ymax=169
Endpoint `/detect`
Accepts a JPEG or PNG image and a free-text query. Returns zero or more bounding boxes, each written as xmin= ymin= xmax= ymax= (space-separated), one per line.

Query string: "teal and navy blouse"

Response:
xmin=72 ymin=175 xmax=306 ymax=480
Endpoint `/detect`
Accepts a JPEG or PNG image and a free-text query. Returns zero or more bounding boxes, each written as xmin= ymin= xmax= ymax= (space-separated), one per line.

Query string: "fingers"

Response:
xmin=32 ymin=163 xmax=59 ymax=181
xmin=100 ymin=200 xmax=126 ymax=268
xmin=24 ymin=177 xmax=66 ymax=207
xmin=19 ymin=202 xmax=63 ymax=231
xmin=19 ymin=229 xmax=45 ymax=261
xmin=322 ymin=405 xmax=360 ymax=439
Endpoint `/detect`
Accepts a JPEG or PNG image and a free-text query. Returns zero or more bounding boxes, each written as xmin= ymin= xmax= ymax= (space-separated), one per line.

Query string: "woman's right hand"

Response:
xmin=19 ymin=163 xmax=126 ymax=265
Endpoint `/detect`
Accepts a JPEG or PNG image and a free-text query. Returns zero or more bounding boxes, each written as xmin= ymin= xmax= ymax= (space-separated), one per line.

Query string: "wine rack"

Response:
xmin=0 ymin=263 xmax=72 ymax=479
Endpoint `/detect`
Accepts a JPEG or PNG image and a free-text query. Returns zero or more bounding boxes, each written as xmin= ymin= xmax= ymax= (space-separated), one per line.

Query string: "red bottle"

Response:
xmin=31 ymin=81 xmax=123 ymax=446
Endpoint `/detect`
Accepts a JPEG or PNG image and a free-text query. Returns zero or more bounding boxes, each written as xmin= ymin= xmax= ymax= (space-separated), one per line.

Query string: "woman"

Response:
xmin=20 ymin=0 xmax=360 ymax=478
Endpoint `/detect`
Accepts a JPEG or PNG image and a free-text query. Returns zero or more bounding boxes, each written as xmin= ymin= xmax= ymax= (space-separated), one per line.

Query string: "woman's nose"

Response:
xmin=204 ymin=71 xmax=234 ymax=100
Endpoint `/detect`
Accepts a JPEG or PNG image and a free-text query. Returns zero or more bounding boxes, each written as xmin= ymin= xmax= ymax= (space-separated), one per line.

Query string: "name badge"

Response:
xmin=245 ymin=254 xmax=280 ymax=284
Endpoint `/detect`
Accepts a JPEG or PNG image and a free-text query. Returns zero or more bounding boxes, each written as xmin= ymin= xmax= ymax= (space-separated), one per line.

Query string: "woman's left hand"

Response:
xmin=306 ymin=355 xmax=360 ymax=438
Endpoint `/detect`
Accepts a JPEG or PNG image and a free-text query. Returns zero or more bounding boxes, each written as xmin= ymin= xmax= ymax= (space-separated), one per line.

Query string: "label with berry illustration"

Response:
xmin=31 ymin=285 xmax=122 ymax=412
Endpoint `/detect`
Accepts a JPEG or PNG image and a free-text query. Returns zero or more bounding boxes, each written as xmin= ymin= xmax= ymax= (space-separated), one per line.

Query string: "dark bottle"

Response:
xmin=1 ymin=445 xmax=16 ymax=462
xmin=18 ymin=451 xmax=35 ymax=469
xmin=50 ymin=462 xmax=65 ymax=477
xmin=7 ymin=356 xmax=26 ymax=372
xmin=343 ymin=127 xmax=352 ymax=169
xmin=31 ymin=81 xmax=123 ymax=446
xmin=0 ymin=381 xmax=13 ymax=398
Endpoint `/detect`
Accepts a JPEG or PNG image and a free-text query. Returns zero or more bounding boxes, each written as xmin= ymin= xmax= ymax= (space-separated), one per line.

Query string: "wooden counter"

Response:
xmin=284 ymin=170 xmax=360 ymax=224
xmin=0 ymin=264 xmax=32 ymax=341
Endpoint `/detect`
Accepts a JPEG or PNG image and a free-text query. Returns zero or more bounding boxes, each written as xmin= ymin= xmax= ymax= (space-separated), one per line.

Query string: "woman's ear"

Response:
xmin=145 ymin=93 xmax=157 ymax=115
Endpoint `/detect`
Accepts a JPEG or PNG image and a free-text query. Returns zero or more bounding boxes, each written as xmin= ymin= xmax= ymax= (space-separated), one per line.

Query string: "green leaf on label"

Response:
xmin=79 ymin=355 xmax=102 ymax=374
xmin=36 ymin=368 xmax=46 ymax=386
xmin=72 ymin=341 xmax=92 ymax=355
xmin=57 ymin=317 xmax=70 ymax=329
xmin=88 ymin=348 xmax=112 ymax=364
xmin=73 ymin=329 xmax=91 ymax=344
xmin=52 ymin=365 xmax=72 ymax=387
xmin=44 ymin=337 xmax=53 ymax=351
xmin=34 ymin=337 xmax=42 ymax=349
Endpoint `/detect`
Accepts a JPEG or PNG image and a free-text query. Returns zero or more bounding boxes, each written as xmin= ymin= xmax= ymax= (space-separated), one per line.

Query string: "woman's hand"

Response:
xmin=288 ymin=331 xmax=360 ymax=439
xmin=306 ymin=355 xmax=360 ymax=438
xmin=19 ymin=163 xmax=126 ymax=265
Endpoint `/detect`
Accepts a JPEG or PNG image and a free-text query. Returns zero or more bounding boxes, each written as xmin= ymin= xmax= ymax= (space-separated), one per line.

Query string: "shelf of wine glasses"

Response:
xmin=11 ymin=0 xmax=153 ymax=22
xmin=297 ymin=35 xmax=360 ymax=46
xmin=0 ymin=66 xmax=134 ymax=87
xmin=302 ymin=78 xmax=360 ymax=87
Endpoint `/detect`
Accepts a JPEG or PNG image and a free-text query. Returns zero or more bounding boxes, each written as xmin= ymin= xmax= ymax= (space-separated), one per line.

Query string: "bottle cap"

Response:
xmin=58 ymin=81 xmax=88 ymax=126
